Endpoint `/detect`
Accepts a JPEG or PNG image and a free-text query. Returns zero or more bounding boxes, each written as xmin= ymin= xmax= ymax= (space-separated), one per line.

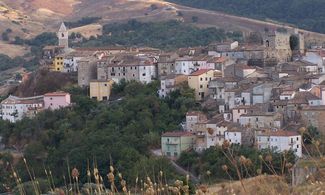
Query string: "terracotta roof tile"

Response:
xmin=189 ymin=69 xmax=213 ymax=76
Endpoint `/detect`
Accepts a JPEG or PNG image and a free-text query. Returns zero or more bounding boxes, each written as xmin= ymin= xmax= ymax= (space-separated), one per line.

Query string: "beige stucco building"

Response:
xmin=188 ymin=69 xmax=216 ymax=101
xmin=90 ymin=80 xmax=114 ymax=101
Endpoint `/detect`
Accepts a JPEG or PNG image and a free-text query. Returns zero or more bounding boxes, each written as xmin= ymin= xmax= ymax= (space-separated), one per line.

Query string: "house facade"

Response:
xmin=255 ymin=130 xmax=302 ymax=157
xmin=44 ymin=92 xmax=71 ymax=110
xmin=188 ymin=69 xmax=216 ymax=101
xmin=90 ymin=80 xmax=114 ymax=101
xmin=161 ymin=131 xmax=195 ymax=159
xmin=0 ymin=95 xmax=44 ymax=123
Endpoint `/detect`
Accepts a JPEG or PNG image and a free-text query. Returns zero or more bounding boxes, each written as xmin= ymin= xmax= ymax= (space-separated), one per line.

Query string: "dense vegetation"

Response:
xmin=178 ymin=146 xmax=296 ymax=182
xmin=167 ymin=0 xmax=325 ymax=33
xmin=77 ymin=20 xmax=243 ymax=50
xmin=0 ymin=81 xmax=198 ymax=193
xmin=65 ymin=17 xmax=101 ymax=28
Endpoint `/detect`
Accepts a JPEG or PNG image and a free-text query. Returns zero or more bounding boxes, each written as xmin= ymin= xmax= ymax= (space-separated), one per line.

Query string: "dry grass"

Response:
xmin=0 ymin=41 xmax=29 ymax=57
xmin=69 ymin=24 xmax=102 ymax=38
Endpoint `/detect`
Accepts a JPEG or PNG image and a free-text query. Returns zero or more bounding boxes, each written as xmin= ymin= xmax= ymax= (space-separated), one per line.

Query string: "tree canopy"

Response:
xmin=77 ymin=20 xmax=242 ymax=50
xmin=0 ymin=81 xmax=198 ymax=192
xmin=167 ymin=0 xmax=325 ymax=33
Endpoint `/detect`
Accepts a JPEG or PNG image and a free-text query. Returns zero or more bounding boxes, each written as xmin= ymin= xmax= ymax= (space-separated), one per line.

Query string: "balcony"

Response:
xmin=165 ymin=141 xmax=178 ymax=145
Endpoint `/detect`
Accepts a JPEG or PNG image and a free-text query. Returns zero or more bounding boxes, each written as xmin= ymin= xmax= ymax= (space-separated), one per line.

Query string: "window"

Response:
xmin=296 ymin=137 xmax=299 ymax=141
xmin=103 ymin=96 xmax=108 ymax=100
xmin=174 ymin=152 xmax=178 ymax=157
xmin=205 ymin=77 xmax=208 ymax=81
xmin=200 ymin=85 xmax=203 ymax=88
xmin=256 ymin=117 xmax=258 ymax=122
xmin=123 ymin=73 xmax=125 ymax=76
xmin=142 ymin=73 xmax=146 ymax=76
xmin=200 ymin=78 xmax=203 ymax=81
xmin=297 ymin=145 xmax=299 ymax=148
xmin=104 ymin=84 xmax=107 ymax=86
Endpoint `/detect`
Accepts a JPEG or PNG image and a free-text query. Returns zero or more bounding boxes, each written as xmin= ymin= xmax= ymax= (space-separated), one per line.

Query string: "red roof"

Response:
xmin=44 ymin=92 xmax=70 ymax=96
xmin=190 ymin=69 xmax=212 ymax=76
xmin=162 ymin=131 xmax=194 ymax=137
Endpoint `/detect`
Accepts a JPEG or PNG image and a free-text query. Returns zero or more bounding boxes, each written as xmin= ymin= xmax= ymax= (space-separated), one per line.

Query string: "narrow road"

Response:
xmin=150 ymin=149 xmax=200 ymax=183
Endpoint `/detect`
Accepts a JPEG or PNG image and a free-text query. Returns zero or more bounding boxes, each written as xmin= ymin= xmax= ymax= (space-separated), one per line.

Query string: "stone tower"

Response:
xmin=263 ymin=31 xmax=292 ymax=64
xmin=57 ymin=22 xmax=69 ymax=49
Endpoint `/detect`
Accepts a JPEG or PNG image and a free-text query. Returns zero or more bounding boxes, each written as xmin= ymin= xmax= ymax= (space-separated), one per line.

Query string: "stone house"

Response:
xmin=301 ymin=106 xmax=325 ymax=135
xmin=157 ymin=53 xmax=178 ymax=77
xmin=239 ymin=112 xmax=283 ymax=129
xmin=97 ymin=55 xmax=157 ymax=84
xmin=185 ymin=111 xmax=207 ymax=132
xmin=78 ymin=57 xmax=98 ymax=87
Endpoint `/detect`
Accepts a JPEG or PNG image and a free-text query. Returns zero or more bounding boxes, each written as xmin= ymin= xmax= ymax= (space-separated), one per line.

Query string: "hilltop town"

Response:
xmin=1 ymin=18 xmax=325 ymax=194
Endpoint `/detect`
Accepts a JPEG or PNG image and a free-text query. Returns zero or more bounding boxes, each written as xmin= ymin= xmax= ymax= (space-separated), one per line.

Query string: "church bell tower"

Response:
xmin=57 ymin=22 xmax=69 ymax=49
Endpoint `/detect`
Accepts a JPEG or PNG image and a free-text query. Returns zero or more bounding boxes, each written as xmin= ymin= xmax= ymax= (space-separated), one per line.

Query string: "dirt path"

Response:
xmin=150 ymin=149 xmax=200 ymax=183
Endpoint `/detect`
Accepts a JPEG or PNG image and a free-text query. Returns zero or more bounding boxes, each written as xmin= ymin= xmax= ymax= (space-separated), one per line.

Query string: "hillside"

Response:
xmin=1 ymin=0 xmax=325 ymax=58
xmin=167 ymin=0 xmax=325 ymax=34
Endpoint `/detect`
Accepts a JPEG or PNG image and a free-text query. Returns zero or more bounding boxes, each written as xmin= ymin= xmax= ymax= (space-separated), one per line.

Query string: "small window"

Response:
xmin=200 ymin=85 xmax=203 ymax=88
xmin=200 ymin=78 xmax=203 ymax=81
xmin=104 ymin=84 xmax=107 ymax=86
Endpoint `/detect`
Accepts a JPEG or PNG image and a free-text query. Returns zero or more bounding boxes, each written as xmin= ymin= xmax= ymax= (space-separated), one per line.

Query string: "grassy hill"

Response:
xmin=167 ymin=0 xmax=325 ymax=33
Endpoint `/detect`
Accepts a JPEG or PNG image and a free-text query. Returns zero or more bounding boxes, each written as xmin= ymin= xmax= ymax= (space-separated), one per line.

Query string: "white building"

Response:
xmin=205 ymin=116 xmax=228 ymax=147
xmin=0 ymin=95 xmax=44 ymax=123
xmin=158 ymin=74 xmax=187 ymax=98
xmin=63 ymin=56 xmax=81 ymax=73
xmin=255 ymin=130 xmax=302 ymax=157
xmin=139 ymin=64 xmax=157 ymax=84
xmin=175 ymin=57 xmax=197 ymax=75
xmin=225 ymin=129 xmax=242 ymax=145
